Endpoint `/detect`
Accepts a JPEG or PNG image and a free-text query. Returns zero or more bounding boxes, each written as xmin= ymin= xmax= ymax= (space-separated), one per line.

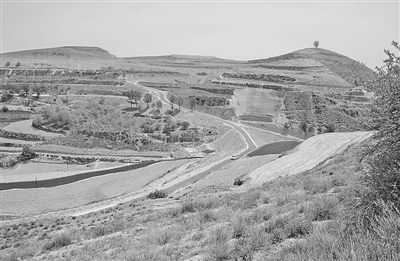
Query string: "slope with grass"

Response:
xmin=2 ymin=142 xmax=399 ymax=261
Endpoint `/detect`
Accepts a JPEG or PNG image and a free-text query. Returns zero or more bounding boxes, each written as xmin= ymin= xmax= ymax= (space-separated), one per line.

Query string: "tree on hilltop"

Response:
xmin=313 ymin=41 xmax=319 ymax=48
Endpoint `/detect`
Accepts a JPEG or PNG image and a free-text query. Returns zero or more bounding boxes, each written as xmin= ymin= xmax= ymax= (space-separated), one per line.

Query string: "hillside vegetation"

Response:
xmin=2 ymin=43 xmax=398 ymax=261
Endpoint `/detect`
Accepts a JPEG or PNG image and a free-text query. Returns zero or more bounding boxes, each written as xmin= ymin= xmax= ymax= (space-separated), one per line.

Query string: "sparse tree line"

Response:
xmin=3 ymin=61 xmax=20 ymax=67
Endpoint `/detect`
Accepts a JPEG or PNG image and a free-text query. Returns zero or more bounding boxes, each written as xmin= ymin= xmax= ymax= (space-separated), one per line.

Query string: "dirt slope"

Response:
xmin=248 ymin=131 xmax=372 ymax=184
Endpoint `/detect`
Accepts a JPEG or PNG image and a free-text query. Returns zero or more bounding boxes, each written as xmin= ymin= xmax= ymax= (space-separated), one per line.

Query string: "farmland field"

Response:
xmin=232 ymin=88 xmax=284 ymax=122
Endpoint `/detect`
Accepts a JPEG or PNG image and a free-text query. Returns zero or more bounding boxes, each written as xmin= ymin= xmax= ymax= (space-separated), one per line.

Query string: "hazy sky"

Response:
xmin=1 ymin=0 xmax=398 ymax=68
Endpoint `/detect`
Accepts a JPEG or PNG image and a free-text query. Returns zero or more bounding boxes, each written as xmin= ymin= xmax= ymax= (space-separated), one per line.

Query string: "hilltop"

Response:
xmin=0 ymin=46 xmax=117 ymax=60
xmin=250 ymin=47 xmax=375 ymax=85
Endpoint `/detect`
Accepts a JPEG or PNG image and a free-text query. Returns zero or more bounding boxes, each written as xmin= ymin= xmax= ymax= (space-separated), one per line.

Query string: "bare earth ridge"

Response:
xmin=248 ymin=131 xmax=372 ymax=184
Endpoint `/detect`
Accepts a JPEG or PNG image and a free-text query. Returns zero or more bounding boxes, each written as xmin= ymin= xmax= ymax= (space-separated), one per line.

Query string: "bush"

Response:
xmin=181 ymin=121 xmax=190 ymax=130
xmin=285 ymin=217 xmax=314 ymax=238
xmin=32 ymin=115 xmax=43 ymax=126
xmin=15 ymin=62 xmax=21 ymax=67
xmin=0 ymin=105 xmax=9 ymax=112
xmin=306 ymin=196 xmax=339 ymax=221
xmin=18 ymin=146 xmax=36 ymax=161
xmin=5 ymin=61 xmax=10 ymax=67
xmin=180 ymin=199 xmax=216 ymax=213
xmin=233 ymin=178 xmax=245 ymax=186
xmin=325 ymin=123 xmax=336 ymax=133
xmin=147 ymin=189 xmax=167 ymax=199
xmin=42 ymin=233 xmax=72 ymax=251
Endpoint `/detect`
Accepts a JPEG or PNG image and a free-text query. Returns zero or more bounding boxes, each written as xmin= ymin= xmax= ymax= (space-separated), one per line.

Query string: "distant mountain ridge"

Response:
xmin=1 ymin=46 xmax=116 ymax=60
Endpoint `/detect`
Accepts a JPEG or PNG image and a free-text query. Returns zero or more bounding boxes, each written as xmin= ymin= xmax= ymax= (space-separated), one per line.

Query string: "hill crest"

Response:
xmin=1 ymin=46 xmax=116 ymax=60
xmin=250 ymin=47 xmax=375 ymax=84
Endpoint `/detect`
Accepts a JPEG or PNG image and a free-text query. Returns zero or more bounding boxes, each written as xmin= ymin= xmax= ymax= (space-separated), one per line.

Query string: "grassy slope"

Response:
xmin=2 ymin=140 xmax=399 ymax=261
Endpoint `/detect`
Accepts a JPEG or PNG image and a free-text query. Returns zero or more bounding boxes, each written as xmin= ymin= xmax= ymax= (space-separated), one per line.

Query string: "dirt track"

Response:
xmin=248 ymin=131 xmax=372 ymax=184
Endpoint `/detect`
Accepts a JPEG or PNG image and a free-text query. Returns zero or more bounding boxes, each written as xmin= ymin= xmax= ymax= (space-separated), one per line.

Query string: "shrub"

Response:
xmin=19 ymin=146 xmax=36 ymax=161
xmin=15 ymin=62 xmax=21 ymax=67
xmin=285 ymin=217 xmax=314 ymax=238
xmin=5 ymin=61 xmax=10 ymax=67
xmin=180 ymin=199 xmax=216 ymax=213
xmin=198 ymin=209 xmax=217 ymax=223
xmin=181 ymin=121 xmax=190 ymax=130
xmin=306 ymin=196 xmax=339 ymax=221
xmin=164 ymin=115 xmax=172 ymax=123
xmin=32 ymin=115 xmax=43 ymax=126
xmin=325 ymin=123 xmax=336 ymax=133
xmin=42 ymin=233 xmax=72 ymax=251
xmin=0 ymin=105 xmax=9 ymax=112
xmin=360 ymin=42 xmax=400 ymax=219
xmin=233 ymin=178 xmax=244 ymax=186
xmin=205 ymin=227 xmax=231 ymax=261
xmin=147 ymin=189 xmax=167 ymax=199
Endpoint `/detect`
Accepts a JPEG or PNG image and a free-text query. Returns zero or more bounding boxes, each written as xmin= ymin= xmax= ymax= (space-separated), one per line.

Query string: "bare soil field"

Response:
xmin=3 ymin=120 xmax=61 ymax=137
xmin=0 ymin=159 xmax=195 ymax=216
xmin=232 ymin=88 xmax=284 ymax=122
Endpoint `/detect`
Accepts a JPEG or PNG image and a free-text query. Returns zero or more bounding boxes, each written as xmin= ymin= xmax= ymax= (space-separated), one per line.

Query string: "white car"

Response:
xmin=231 ymin=154 xmax=238 ymax=160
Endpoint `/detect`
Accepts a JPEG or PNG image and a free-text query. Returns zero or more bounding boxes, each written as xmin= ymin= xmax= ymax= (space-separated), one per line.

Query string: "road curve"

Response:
xmin=248 ymin=131 xmax=372 ymax=184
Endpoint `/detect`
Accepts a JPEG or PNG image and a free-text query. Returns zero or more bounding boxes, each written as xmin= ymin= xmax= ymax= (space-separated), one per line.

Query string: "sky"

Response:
xmin=1 ymin=0 xmax=399 ymax=69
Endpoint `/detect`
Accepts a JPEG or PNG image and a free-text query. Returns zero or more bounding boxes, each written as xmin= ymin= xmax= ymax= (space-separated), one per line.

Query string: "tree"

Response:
xmin=362 ymin=41 xmax=400 ymax=210
xmin=1 ymin=90 xmax=12 ymax=102
xmin=15 ymin=62 xmax=21 ymax=67
xmin=177 ymin=96 xmax=184 ymax=111
xmin=299 ymin=121 xmax=308 ymax=135
xmin=5 ymin=61 xmax=10 ymax=67
xmin=143 ymin=93 xmax=152 ymax=108
xmin=19 ymin=146 xmax=36 ymax=161
xmin=169 ymin=94 xmax=176 ymax=110
xmin=313 ymin=41 xmax=319 ymax=48
xmin=33 ymin=86 xmax=43 ymax=99
xmin=325 ymin=123 xmax=335 ymax=133
xmin=156 ymin=100 xmax=163 ymax=110
xmin=189 ymin=97 xmax=196 ymax=112
xmin=181 ymin=121 xmax=190 ymax=130
xmin=127 ymin=90 xmax=142 ymax=108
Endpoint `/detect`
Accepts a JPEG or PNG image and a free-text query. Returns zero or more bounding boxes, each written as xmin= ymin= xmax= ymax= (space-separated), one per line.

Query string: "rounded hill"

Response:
xmin=1 ymin=46 xmax=117 ymax=60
